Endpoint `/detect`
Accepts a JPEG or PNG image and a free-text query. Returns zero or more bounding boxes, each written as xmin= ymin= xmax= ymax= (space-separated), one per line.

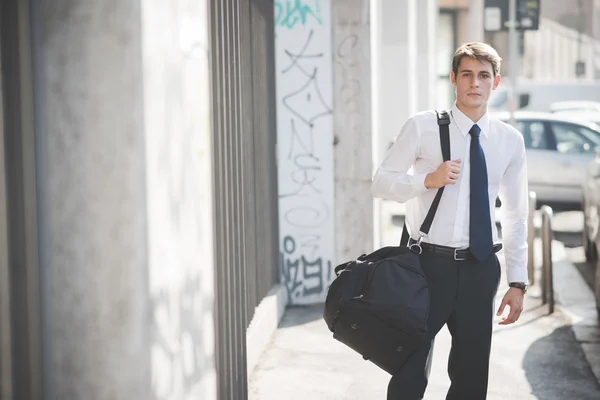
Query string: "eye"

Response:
xmin=480 ymin=74 xmax=490 ymax=79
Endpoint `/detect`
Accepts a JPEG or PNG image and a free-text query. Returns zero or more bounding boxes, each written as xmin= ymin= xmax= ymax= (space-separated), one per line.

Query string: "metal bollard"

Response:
xmin=540 ymin=205 xmax=555 ymax=314
xmin=527 ymin=191 xmax=536 ymax=285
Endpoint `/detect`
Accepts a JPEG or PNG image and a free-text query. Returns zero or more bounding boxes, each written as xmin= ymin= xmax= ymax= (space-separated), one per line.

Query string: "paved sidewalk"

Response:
xmin=249 ymin=248 xmax=600 ymax=399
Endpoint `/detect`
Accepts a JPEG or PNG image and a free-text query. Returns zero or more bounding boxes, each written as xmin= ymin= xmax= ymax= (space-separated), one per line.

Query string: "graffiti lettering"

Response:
xmin=280 ymin=30 xmax=332 ymax=201
xmin=152 ymin=274 xmax=208 ymax=399
xmin=284 ymin=202 xmax=330 ymax=229
xmin=336 ymin=34 xmax=362 ymax=115
xmin=281 ymin=31 xmax=332 ymax=126
xmin=276 ymin=1 xmax=333 ymax=304
xmin=275 ymin=0 xmax=322 ymax=29
xmin=280 ymin=235 xmax=332 ymax=302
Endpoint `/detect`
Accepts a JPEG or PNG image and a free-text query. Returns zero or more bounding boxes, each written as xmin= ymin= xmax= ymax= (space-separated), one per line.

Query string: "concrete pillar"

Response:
xmin=468 ymin=0 xmax=485 ymax=42
xmin=35 ymin=1 xmax=215 ymax=399
xmin=373 ymin=0 xmax=418 ymax=164
xmin=416 ymin=0 xmax=439 ymax=112
xmin=275 ymin=0 xmax=335 ymax=305
xmin=332 ymin=0 xmax=374 ymax=265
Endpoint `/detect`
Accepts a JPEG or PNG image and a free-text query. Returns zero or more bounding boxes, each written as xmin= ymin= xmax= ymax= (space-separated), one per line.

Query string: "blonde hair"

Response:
xmin=452 ymin=42 xmax=502 ymax=77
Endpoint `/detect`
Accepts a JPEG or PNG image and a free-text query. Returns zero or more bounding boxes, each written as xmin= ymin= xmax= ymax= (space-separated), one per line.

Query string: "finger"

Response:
xmin=498 ymin=308 xmax=516 ymax=325
xmin=512 ymin=304 xmax=524 ymax=322
xmin=504 ymin=302 xmax=524 ymax=325
xmin=512 ymin=308 xmax=523 ymax=322
xmin=452 ymin=159 xmax=462 ymax=164
xmin=505 ymin=306 xmax=519 ymax=324
xmin=499 ymin=315 xmax=517 ymax=325
xmin=496 ymin=300 xmax=507 ymax=317
xmin=444 ymin=178 xmax=456 ymax=185
xmin=450 ymin=166 xmax=461 ymax=174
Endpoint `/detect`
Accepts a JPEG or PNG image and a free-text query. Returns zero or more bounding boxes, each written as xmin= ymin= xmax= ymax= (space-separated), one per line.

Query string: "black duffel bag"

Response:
xmin=322 ymin=110 xmax=451 ymax=375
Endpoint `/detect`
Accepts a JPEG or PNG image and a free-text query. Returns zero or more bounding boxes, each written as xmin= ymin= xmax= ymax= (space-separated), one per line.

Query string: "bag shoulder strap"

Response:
xmin=400 ymin=110 xmax=451 ymax=246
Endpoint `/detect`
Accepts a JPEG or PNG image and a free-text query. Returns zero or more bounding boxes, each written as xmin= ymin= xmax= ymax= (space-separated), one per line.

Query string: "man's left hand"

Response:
xmin=496 ymin=288 xmax=525 ymax=325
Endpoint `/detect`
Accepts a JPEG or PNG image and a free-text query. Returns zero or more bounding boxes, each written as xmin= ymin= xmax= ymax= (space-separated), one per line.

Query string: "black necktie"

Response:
xmin=469 ymin=124 xmax=493 ymax=262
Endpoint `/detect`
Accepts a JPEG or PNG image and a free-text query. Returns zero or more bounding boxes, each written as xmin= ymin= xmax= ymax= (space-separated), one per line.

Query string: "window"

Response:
xmin=517 ymin=120 xmax=550 ymax=150
xmin=551 ymin=123 xmax=600 ymax=154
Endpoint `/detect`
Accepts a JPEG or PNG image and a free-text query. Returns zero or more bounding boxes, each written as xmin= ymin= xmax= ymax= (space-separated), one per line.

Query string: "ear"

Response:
xmin=450 ymin=71 xmax=456 ymax=87
xmin=493 ymin=74 xmax=501 ymax=90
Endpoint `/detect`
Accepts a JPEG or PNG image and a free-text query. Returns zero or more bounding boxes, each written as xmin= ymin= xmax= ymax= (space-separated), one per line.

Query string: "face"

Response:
xmin=450 ymin=56 xmax=501 ymax=111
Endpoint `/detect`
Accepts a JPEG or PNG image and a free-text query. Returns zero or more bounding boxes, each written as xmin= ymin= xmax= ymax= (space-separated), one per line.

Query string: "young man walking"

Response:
xmin=372 ymin=42 xmax=529 ymax=400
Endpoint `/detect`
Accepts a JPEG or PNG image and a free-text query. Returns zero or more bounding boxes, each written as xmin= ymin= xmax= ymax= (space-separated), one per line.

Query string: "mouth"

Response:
xmin=467 ymin=93 xmax=481 ymax=96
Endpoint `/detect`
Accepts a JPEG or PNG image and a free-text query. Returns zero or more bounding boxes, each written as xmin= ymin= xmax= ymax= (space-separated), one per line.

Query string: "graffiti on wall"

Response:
xmin=275 ymin=0 xmax=323 ymax=29
xmin=275 ymin=1 xmax=334 ymax=304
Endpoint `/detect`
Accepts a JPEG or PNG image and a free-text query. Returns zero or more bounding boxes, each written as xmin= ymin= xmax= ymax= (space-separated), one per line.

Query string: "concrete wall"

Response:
xmin=370 ymin=0 xmax=439 ymax=249
xmin=275 ymin=0 xmax=335 ymax=305
xmin=332 ymin=0 xmax=374 ymax=264
xmin=417 ymin=0 xmax=439 ymax=112
xmin=35 ymin=1 xmax=215 ymax=399
xmin=440 ymin=0 xmax=483 ymax=50
xmin=372 ymin=0 xmax=438 ymax=164
xmin=141 ymin=1 xmax=215 ymax=399
xmin=467 ymin=0 xmax=484 ymax=41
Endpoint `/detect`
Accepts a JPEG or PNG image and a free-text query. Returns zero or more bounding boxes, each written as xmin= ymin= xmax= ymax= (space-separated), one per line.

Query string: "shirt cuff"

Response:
xmin=410 ymin=173 xmax=430 ymax=196
xmin=506 ymin=267 xmax=528 ymax=285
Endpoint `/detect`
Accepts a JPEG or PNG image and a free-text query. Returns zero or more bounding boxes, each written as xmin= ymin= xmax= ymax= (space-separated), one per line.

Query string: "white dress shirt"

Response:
xmin=372 ymin=104 xmax=529 ymax=284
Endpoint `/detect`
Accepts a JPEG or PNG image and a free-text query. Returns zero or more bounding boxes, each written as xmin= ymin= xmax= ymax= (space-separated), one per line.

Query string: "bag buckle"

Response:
xmin=409 ymin=232 xmax=426 ymax=255
xmin=453 ymin=248 xmax=467 ymax=261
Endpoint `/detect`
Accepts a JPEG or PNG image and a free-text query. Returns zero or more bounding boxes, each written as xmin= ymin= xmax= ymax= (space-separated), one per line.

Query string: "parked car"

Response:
xmin=549 ymin=101 xmax=600 ymax=129
xmin=581 ymin=153 xmax=600 ymax=314
xmin=493 ymin=111 xmax=600 ymax=208
xmin=550 ymin=100 xmax=600 ymax=114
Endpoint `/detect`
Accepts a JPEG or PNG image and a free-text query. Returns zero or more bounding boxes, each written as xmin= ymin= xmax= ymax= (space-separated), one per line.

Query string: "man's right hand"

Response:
xmin=424 ymin=159 xmax=462 ymax=189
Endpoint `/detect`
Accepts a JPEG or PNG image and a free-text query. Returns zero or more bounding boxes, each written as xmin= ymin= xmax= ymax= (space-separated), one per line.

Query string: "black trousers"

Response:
xmin=387 ymin=251 xmax=502 ymax=400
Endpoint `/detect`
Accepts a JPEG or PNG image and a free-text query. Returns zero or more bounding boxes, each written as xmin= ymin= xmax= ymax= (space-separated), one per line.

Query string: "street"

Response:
xmin=550 ymin=210 xmax=596 ymax=293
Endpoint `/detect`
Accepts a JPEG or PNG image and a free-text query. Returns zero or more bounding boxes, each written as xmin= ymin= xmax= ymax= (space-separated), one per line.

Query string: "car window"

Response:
xmin=518 ymin=121 xmax=549 ymax=150
xmin=551 ymin=122 xmax=600 ymax=154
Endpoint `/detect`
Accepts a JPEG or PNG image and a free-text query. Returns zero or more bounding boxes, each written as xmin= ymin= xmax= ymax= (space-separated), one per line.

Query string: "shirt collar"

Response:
xmin=450 ymin=103 xmax=490 ymax=138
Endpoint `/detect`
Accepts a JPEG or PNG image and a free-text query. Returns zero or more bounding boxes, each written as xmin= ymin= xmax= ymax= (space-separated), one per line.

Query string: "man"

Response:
xmin=372 ymin=42 xmax=529 ymax=400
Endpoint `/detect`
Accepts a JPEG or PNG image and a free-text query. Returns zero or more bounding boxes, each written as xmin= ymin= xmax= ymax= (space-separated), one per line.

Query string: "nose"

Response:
xmin=470 ymin=76 xmax=480 ymax=88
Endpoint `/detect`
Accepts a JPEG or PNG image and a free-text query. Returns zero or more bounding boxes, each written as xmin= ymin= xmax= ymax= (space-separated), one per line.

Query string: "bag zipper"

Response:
xmin=357 ymin=259 xmax=426 ymax=299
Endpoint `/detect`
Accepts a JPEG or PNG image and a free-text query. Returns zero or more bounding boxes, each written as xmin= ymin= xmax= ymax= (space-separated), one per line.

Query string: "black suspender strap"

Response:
xmin=400 ymin=110 xmax=451 ymax=247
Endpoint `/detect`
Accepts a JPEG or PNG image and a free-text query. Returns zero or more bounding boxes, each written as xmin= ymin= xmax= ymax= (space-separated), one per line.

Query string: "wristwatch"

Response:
xmin=509 ymin=282 xmax=528 ymax=294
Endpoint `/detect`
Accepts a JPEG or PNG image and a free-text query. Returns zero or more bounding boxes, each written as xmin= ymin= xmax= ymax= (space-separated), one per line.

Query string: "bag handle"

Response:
xmin=400 ymin=110 xmax=451 ymax=248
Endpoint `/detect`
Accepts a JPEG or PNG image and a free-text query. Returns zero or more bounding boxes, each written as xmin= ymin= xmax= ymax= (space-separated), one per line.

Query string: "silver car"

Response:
xmin=494 ymin=111 xmax=600 ymax=207
xmin=581 ymin=149 xmax=600 ymax=314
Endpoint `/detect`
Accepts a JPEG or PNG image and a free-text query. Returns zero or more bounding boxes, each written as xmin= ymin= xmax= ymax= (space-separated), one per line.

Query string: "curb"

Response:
xmin=551 ymin=239 xmax=600 ymax=386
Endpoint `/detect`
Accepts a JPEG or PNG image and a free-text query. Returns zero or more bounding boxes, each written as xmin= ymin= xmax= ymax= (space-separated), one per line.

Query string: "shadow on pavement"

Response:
xmin=574 ymin=261 xmax=596 ymax=292
xmin=278 ymin=304 xmax=324 ymax=328
xmin=523 ymin=325 xmax=600 ymax=400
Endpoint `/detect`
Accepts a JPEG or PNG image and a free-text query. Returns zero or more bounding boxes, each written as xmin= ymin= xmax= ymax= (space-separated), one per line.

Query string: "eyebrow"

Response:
xmin=459 ymin=69 xmax=491 ymax=74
